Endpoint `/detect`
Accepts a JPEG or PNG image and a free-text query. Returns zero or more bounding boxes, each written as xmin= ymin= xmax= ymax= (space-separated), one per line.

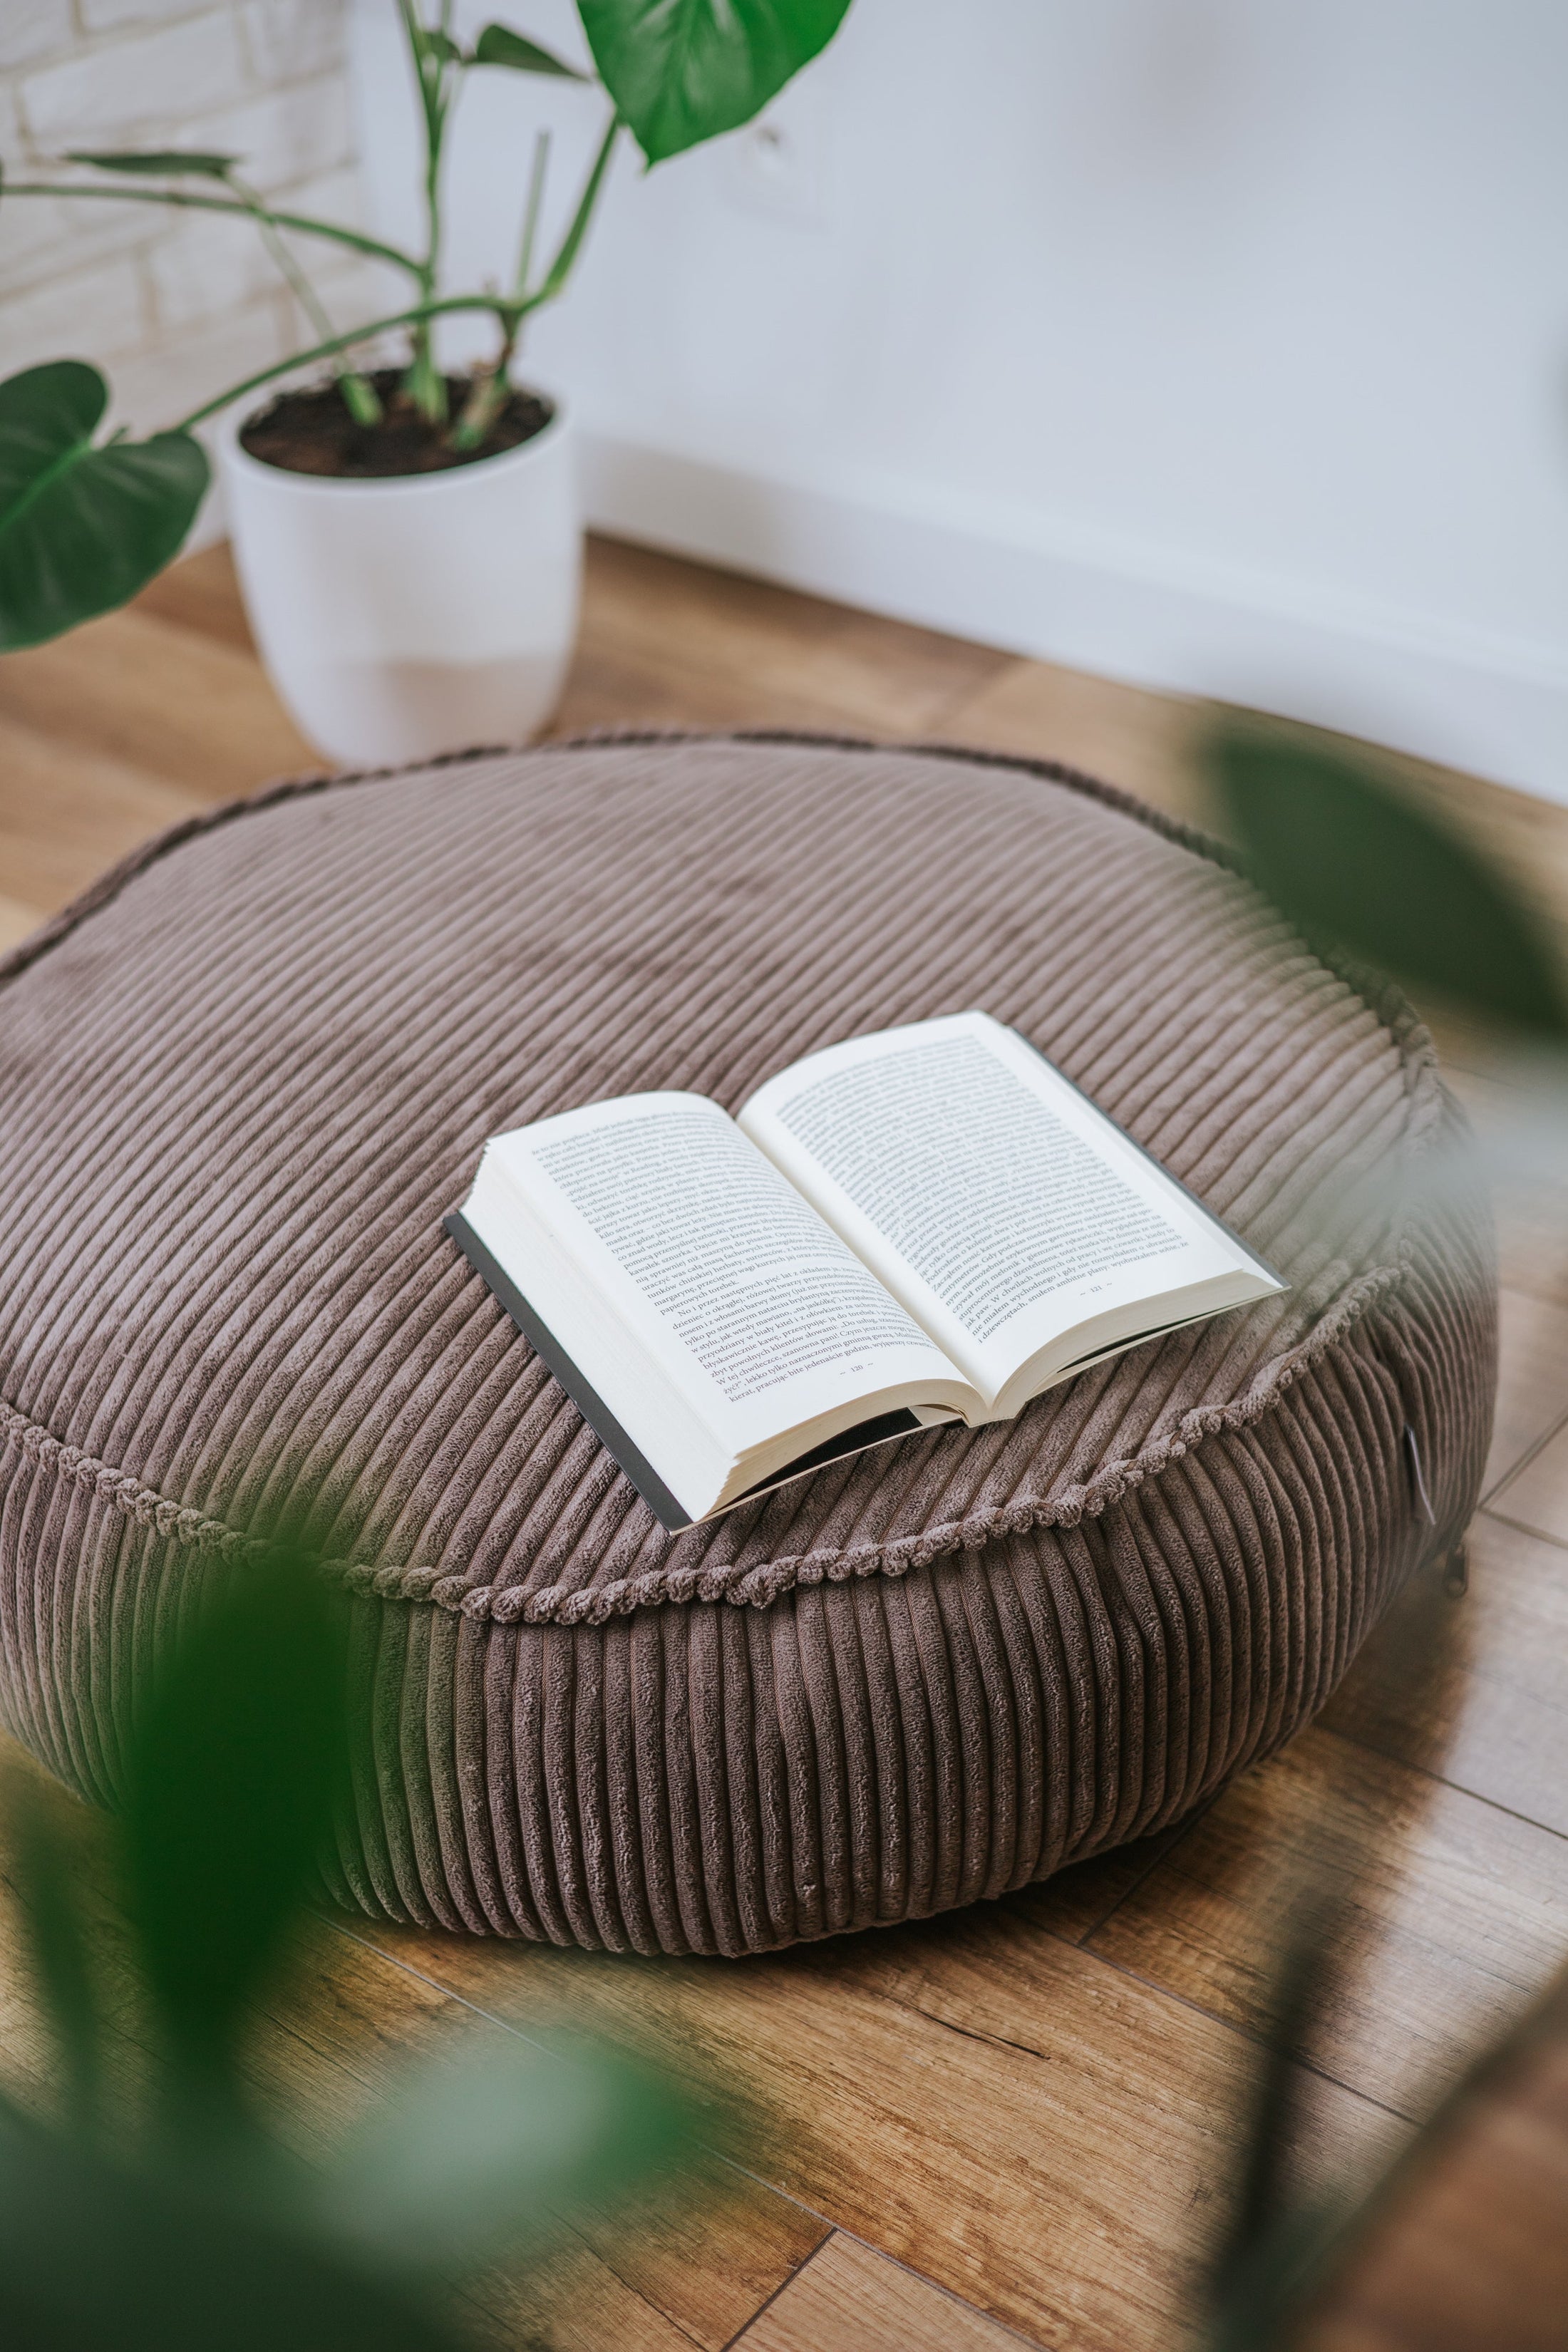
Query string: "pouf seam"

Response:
xmin=0 ymin=1247 xmax=1409 ymax=1624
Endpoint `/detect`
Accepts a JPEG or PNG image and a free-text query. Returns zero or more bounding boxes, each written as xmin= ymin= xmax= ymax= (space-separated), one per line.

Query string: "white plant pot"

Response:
xmin=219 ymin=393 xmax=581 ymax=768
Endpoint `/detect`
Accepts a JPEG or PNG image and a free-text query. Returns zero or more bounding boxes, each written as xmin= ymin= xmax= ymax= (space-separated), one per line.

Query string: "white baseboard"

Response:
xmin=580 ymin=431 xmax=1568 ymax=807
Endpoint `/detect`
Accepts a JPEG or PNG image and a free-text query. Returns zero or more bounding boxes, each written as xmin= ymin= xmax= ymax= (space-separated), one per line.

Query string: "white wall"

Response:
xmin=351 ymin=0 xmax=1568 ymax=800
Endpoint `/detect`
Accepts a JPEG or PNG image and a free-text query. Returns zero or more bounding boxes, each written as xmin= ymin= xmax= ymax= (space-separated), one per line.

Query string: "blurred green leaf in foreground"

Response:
xmin=0 ymin=1531 xmax=712 ymax=2348
xmin=1180 ymin=783 xmax=1568 ymax=2349
xmin=1207 ymin=718 xmax=1568 ymax=1043
xmin=1204 ymin=716 xmax=1568 ymax=1259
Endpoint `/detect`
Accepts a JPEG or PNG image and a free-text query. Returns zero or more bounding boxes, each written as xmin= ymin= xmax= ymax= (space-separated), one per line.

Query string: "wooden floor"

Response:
xmin=3 ymin=540 xmax=1568 ymax=2349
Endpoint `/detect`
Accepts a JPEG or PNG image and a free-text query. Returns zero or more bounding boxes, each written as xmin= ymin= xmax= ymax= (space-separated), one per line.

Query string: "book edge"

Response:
xmin=445 ymin=1214 xmax=943 ymax=1538
xmin=445 ymin=1209 xmax=698 ymax=1533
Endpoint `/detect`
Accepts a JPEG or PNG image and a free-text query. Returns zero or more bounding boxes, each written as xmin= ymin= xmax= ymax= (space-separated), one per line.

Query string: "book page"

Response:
xmin=480 ymin=1093 xmax=973 ymax=1462
xmin=740 ymin=1012 xmax=1276 ymax=1404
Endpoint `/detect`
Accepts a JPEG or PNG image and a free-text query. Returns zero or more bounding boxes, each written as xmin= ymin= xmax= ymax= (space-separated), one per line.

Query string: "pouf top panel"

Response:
xmin=0 ymin=736 xmax=1435 ymax=1628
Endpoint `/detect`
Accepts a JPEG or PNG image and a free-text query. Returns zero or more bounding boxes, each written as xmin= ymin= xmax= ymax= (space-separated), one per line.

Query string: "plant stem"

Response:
xmin=174 ymin=295 xmax=519 ymax=433
xmin=448 ymin=116 xmax=617 ymax=453
xmin=398 ymin=0 xmax=455 ymax=424
xmin=513 ymin=128 xmax=551 ymax=300
xmin=448 ymin=128 xmax=552 ymax=453
xmin=0 ymin=181 xmax=421 ymax=277
xmin=229 ymin=172 xmax=381 ymax=426
xmin=448 ymin=341 xmax=512 ymax=451
xmin=533 ymin=112 xmax=619 ymax=308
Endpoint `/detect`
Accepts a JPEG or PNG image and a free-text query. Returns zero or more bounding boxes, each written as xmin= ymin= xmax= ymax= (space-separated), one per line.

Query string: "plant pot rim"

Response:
xmin=219 ymin=381 xmax=568 ymax=498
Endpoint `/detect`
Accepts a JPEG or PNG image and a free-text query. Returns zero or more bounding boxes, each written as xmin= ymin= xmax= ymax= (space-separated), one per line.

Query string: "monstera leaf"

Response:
xmin=1208 ymin=719 xmax=1568 ymax=1041
xmin=0 ymin=362 xmax=207 ymax=653
xmin=577 ymin=0 xmax=852 ymax=164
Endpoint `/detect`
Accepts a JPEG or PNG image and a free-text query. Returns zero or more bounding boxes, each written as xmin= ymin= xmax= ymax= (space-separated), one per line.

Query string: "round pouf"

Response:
xmin=0 ymin=737 xmax=1495 ymax=1954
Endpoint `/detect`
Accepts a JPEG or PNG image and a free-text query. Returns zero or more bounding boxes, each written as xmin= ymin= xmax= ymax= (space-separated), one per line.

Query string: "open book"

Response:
xmin=447 ymin=1011 xmax=1284 ymax=1531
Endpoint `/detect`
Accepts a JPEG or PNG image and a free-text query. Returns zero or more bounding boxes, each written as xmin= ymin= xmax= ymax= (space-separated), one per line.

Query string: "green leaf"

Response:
xmin=118 ymin=1533 xmax=349 ymax=2088
xmin=421 ymin=29 xmax=466 ymax=65
xmin=473 ymin=21 xmax=588 ymax=78
xmin=319 ymin=2036 xmax=696 ymax=2276
xmin=1207 ymin=720 xmax=1568 ymax=1041
xmin=0 ymin=2093 xmax=466 ymax=2352
xmin=0 ymin=362 xmax=208 ymax=652
xmin=67 ymin=148 xmax=238 ymax=177
xmin=577 ymin=0 xmax=852 ymax=165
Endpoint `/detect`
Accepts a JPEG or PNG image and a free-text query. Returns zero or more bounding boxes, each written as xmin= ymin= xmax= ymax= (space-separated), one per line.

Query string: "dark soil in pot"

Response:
xmin=238 ymin=371 xmax=554 ymax=480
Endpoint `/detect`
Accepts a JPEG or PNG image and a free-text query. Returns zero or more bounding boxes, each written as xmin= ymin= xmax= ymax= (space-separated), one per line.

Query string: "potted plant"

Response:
xmin=0 ymin=1 xmax=855 ymax=765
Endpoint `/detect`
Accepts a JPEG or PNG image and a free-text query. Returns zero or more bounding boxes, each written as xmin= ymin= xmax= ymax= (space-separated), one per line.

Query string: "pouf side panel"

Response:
xmin=336 ymin=1593 xmax=416 ymax=1926
xmin=0 ymin=1452 xmax=100 ymax=1795
xmin=448 ymin=1610 xmax=524 ymax=1939
xmin=411 ymin=1604 xmax=491 ymax=1936
xmin=686 ymin=1602 xmax=749 ymax=1954
xmin=0 ymin=1482 xmax=214 ymax=1812
xmin=1377 ymin=1133 xmax=1499 ymax=1558
xmin=342 ymin=1345 xmax=1422 ymax=1959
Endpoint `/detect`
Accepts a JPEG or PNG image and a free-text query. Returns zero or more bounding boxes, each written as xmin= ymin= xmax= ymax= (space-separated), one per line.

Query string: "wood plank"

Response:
xmin=131 ymin=540 xmax=261 ymax=656
xmin=564 ymin=2147 xmax=827 ymax=2352
xmin=0 ymin=1738 xmax=812 ymax=2352
xmin=346 ymin=1909 xmax=1402 ymax=2352
xmin=1087 ymin=1722 xmax=1568 ymax=2123
xmin=1320 ymin=1520 xmax=1568 ymax=1839
xmin=937 ymin=655 xmax=1206 ymax=827
xmin=1483 ymin=1285 xmax=1568 ymax=1497
xmin=996 ymin=1815 xmax=1207 ymax=1947
xmin=468 ymin=2235 xmax=721 ymax=2352
xmin=262 ymin=1935 xmax=823 ymax=2351
xmin=1485 ymin=1420 xmax=1568 ymax=1548
xmin=736 ymin=2232 xmax=1037 ymax=2351
xmin=258 ymin=1930 xmax=830 ymax=2351
xmin=0 ymin=891 xmax=43 ymax=954
xmin=0 ymin=711 xmax=206 ymax=917
xmin=551 ymin=537 xmax=1012 ymax=743
xmin=0 ymin=1795 xmax=154 ymax=2132
xmin=0 ymin=602 xmax=317 ymax=803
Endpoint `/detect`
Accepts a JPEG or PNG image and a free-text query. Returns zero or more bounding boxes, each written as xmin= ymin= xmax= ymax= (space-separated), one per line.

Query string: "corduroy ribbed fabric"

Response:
xmin=0 ymin=736 xmax=1495 ymax=1952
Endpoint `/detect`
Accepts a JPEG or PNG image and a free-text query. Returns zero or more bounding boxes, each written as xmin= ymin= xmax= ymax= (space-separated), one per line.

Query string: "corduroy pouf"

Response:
xmin=0 ymin=736 xmax=1495 ymax=1954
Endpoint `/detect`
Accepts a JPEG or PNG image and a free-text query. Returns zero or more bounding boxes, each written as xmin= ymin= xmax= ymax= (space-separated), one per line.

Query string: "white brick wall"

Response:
xmin=0 ymin=0 xmax=383 ymax=491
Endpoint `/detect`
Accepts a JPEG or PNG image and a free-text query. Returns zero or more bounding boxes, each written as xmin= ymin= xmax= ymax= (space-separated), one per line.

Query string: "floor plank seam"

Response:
xmin=559 ymin=2214 xmax=711 ymax=2350
xmin=1315 ymin=1716 xmax=1568 ymax=1850
xmin=875 ymin=1954 xmax=1415 ymax=2137
xmin=1057 ymin=1797 xmax=1222 ymax=1947
xmin=716 ymin=2232 xmax=830 ymax=2351
xmin=830 ymin=2227 xmax=1057 ymax=2352
xmin=1477 ymin=1499 xmax=1568 ymax=1554
xmin=1479 ymin=1409 xmax=1568 ymax=1508
xmin=1064 ymin=1940 xmax=1418 ymax=2127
